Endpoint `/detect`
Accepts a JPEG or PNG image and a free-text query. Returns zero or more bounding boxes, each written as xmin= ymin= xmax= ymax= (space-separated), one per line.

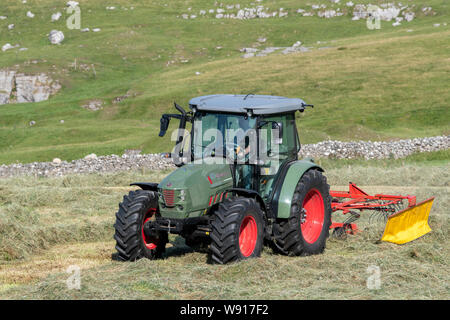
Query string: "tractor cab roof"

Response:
xmin=188 ymin=94 xmax=307 ymax=115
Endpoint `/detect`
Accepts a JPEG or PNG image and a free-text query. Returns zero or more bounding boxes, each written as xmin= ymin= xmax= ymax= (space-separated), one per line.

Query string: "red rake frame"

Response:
xmin=329 ymin=183 xmax=417 ymax=234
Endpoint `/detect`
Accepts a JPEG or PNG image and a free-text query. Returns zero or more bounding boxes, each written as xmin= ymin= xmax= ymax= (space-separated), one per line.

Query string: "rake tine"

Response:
xmin=330 ymin=183 xmax=432 ymax=244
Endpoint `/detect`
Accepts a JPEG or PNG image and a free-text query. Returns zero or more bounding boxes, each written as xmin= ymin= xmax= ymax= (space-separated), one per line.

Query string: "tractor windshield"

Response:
xmin=191 ymin=112 xmax=257 ymax=160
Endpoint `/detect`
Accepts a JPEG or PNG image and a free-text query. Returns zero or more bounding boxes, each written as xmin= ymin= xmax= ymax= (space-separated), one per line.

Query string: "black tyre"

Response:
xmin=272 ymin=170 xmax=332 ymax=256
xmin=114 ymin=190 xmax=168 ymax=261
xmin=210 ymin=197 xmax=265 ymax=264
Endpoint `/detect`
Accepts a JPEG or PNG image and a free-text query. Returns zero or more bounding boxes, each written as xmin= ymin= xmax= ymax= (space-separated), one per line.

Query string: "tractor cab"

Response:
xmin=159 ymin=94 xmax=308 ymax=202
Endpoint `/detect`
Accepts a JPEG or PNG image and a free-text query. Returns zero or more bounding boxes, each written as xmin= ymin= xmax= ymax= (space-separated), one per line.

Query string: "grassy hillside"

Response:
xmin=0 ymin=159 xmax=448 ymax=299
xmin=0 ymin=0 xmax=449 ymax=164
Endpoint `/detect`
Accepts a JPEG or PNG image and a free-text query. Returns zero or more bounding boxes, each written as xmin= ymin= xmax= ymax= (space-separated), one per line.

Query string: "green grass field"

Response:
xmin=0 ymin=159 xmax=448 ymax=299
xmin=0 ymin=0 xmax=449 ymax=164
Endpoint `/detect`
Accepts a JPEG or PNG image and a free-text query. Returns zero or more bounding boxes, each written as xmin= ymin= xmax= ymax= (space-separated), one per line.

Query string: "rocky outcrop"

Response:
xmin=240 ymin=41 xmax=310 ymax=58
xmin=0 ymin=70 xmax=61 ymax=105
xmin=15 ymin=73 xmax=61 ymax=103
xmin=0 ymin=70 xmax=16 ymax=104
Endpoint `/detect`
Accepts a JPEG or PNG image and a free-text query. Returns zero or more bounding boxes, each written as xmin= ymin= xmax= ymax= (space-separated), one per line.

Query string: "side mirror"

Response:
xmin=159 ymin=116 xmax=170 ymax=137
xmin=272 ymin=122 xmax=283 ymax=144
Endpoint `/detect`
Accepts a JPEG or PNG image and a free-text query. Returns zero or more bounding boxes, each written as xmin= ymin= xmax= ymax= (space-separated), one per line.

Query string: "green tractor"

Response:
xmin=114 ymin=94 xmax=332 ymax=264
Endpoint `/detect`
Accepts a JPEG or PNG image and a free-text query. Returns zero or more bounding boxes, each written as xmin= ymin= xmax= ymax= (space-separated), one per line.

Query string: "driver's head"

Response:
xmin=238 ymin=116 xmax=250 ymax=131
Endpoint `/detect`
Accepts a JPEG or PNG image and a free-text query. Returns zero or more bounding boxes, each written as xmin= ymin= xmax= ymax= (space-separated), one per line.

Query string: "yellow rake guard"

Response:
xmin=381 ymin=197 xmax=434 ymax=245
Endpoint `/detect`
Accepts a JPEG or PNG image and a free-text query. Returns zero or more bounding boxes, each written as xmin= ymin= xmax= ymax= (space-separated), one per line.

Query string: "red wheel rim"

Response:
xmin=141 ymin=208 xmax=158 ymax=250
xmin=301 ymin=189 xmax=325 ymax=244
xmin=239 ymin=215 xmax=258 ymax=257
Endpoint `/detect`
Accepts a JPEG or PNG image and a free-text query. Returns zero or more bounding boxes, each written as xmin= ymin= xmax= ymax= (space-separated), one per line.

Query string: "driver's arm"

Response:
xmin=235 ymin=145 xmax=251 ymax=155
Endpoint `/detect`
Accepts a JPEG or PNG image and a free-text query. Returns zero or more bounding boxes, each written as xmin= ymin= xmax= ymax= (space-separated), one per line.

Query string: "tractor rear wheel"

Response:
xmin=114 ymin=190 xmax=168 ymax=261
xmin=210 ymin=197 xmax=265 ymax=264
xmin=272 ymin=170 xmax=332 ymax=256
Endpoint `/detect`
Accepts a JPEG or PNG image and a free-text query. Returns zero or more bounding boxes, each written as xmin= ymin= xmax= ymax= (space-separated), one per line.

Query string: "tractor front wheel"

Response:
xmin=210 ymin=197 xmax=265 ymax=264
xmin=114 ymin=190 xmax=168 ymax=261
xmin=272 ymin=170 xmax=332 ymax=256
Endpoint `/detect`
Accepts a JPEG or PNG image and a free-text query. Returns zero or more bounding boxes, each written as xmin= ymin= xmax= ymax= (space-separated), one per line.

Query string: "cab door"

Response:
xmin=258 ymin=112 xmax=299 ymax=200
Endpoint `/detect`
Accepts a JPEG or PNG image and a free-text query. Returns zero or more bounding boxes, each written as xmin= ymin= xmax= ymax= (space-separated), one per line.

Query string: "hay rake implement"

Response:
xmin=330 ymin=183 xmax=434 ymax=244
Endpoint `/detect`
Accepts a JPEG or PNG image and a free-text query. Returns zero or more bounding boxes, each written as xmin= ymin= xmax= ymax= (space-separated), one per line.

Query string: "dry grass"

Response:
xmin=0 ymin=241 xmax=112 ymax=286
xmin=0 ymin=162 xmax=448 ymax=299
xmin=0 ymin=171 xmax=170 ymax=262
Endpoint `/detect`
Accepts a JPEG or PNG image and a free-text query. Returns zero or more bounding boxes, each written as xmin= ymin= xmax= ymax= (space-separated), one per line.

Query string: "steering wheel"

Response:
xmin=202 ymin=142 xmax=248 ymax=163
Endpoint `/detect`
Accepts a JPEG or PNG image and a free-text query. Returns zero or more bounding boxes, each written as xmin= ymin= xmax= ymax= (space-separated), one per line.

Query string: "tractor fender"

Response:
xmin=130 ymin=182 xmax=159 ymax=192
xmin=228 ymin=188 xmax=268 ymax=214
xmin=271 ymin=159 xmax=323 ymax=219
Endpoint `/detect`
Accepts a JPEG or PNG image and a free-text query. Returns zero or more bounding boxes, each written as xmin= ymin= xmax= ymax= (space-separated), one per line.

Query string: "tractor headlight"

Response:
xmin=178 ymin=189 xmax=186 ymax=202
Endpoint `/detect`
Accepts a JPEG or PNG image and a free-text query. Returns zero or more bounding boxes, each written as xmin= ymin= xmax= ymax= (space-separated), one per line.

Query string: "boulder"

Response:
xmin=49 ymin=30 xmax=65 ymax=45
xmin=404 ymin=12 xmax=415 ymax=22
xmin=51 ymin=12 xmax=62 ymax=22
xmin=1 ymin=43 xmax=15 ymax=52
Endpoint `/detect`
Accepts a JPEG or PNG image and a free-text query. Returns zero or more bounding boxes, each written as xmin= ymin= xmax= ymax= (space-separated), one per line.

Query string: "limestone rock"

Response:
xmin=15 ymin=73 xmax=61 ymax=103
xmin=51 ymin=12 xmax=62 ymax=22
xmin=49 ymin=30 xmax=65 ymax=45
xmin=0 ymin=71 xmax=60 ymax=105
xmin=2 ymin=43 xmax=15 ymax=52
xmin=0 ymin=70 xmax=16 ymax=105
xmin=84 ymin=153 xmax=97 ymax=160
xmin=81 ymin=100 xmax=103 ymax=111
xmin=66 ymin=1 xmax=79 ymax=8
